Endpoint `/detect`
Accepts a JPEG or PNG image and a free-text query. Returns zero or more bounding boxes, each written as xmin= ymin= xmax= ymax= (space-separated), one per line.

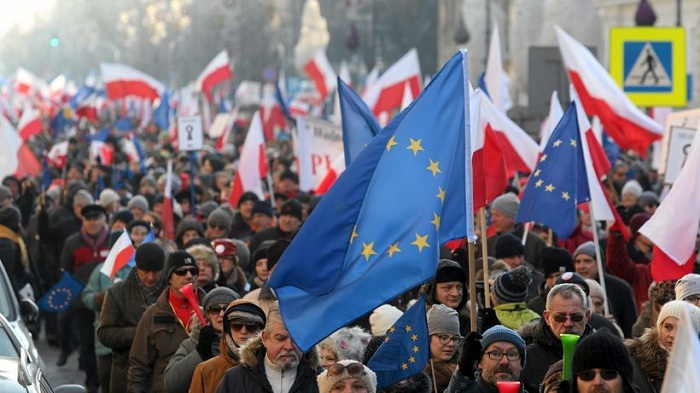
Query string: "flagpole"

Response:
xmin=480 ymin=208 xmax=491 ymax=308
xmin=429 ymin=359 xmax=439 ymax=393
xmin=588 ymin=201 xmax=611 ymax=316
xmin=468 ymin=241 xmax=478 ymax=331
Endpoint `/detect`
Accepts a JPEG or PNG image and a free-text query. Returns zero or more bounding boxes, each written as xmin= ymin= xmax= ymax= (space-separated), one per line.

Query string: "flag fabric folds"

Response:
xmin=162 ymin=159 xmax=176 ymax=242
xmin=368 ymin=296 xmax=430 ymax=388
xmin=363 ymin=48 xmax=422 ymax=117
xmin=100 ymin=231 xmax=135 ymax=278
xmin=516 ymin=102 xmax=590 ymax=239
xmin=337 ymin=78 xmax=381 ymax=166
xmin=640 ymin=127 xmax=700 ymax=280
xmin=37 ymin=271 xmax=85 ymax=312
xmin=100 ymin=63 xmax=165 ymax=100
xmin=555 ymin=26 xmax=662 ymax=157
xmin=197 ymin=50 xmax=233 ymax=100
xmin=268 ymin=50 xmax=474 ymax=352
xmin=484 ymin=22 xmax=513 ymax=113
xmin=228 ymin=111 xmax=268 ymax=206
xmin=303 ymin=49 xmax=337 ymax=101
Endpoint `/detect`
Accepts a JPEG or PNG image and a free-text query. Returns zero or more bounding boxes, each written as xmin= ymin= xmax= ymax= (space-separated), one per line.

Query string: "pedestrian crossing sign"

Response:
xmin=609 ymin=27 xmax=686 ymax=107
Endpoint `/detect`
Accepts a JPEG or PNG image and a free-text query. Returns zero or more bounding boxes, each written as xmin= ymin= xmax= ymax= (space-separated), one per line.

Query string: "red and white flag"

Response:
xmin=640 ymin=128 xmax=700 ymax=281
xmin=259 ymin=84 xmax=287 ymax=141
xmin=90 ymin=140 xmax=114 ymax=166
xmin=14 ymin=68 xmax=41 ymax=96
xmin=556 ymin=26 xmax=662 ymax=157
xmin=479 ymin=90 xmax=539 ymax=176
xmin=363 ymin=48 xmax=422 ymax=117
xmin=0 ymin=116 xmax=22 ymax=179
xmin=100 ymin=63 xmax=164 ymax=101
xmin=197 ymin=50 xmax=233 ymax=101
xmin=100 ymin=231 xmax=135 ymax=279
xmin=540 ymin=91 xmax=563 ymax=151
xmin=303 ymin=48 xmax=337 ymax=101
xmin=162 ymin=159 xmax=175 ymax=242
xmin=314 ymin=153 xmax=344 ymax=194
xmin=47 ymin=141 xmax=69 ymax=169
xmin=484 ymin=23 xmax=513 ymax=112
xmin=17 ymin=102 xmax=42 ymax=141
xmin=76 ymin=93 xmax=101 ymax=124
xmin=229 ymin=111 xmax=268 ymax=206
xmin=472 ymin=89 xmax=508 ymax=210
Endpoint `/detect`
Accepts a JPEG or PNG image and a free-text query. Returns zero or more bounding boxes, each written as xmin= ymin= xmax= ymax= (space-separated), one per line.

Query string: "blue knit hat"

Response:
xmin=481 ymin=325 xmax=526 ymax=367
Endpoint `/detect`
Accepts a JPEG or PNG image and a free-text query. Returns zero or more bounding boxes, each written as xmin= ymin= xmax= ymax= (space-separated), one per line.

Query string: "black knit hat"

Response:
xmin=494 ymin=233 xmax=525 ymax=259
xmin=252 ymin=201 xmax=274 ymax=218
xmin=542 ymin=247 xmax=575 ymax=278
xmin=135 ymin=243 xmax=166 ymax=271
xmin=280 ymin=199 xmax=302 ymax=221
xmin=237 ymin=191 xmax=259 ymax=207
xmin=571 ymin=329 xmax=635 ymax=391
xmin=435 ymin=259 xmax=467 ymax=284
xmin=266 ymin=239 xmax=290 ymax=270
xmin=165 ymin=250 xmax=198 ymax=279
xmin=492 ymin=265 xmax=532 ymax=303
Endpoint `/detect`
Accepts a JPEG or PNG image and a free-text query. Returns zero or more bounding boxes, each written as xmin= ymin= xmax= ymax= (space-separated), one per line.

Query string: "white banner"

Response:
xmin=295 ymin=117 xmax=344 ymax=192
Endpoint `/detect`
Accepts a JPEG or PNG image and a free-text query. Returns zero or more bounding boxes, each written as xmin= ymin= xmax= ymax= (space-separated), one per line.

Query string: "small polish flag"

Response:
xmin=100 ymin=63 xmax=164 ymax=101
xmin=100 ymin=231 xmax=135 ymax=279
xmin=229 ymin=111 xmax=268 ymax=206
xmin=197 ymin=50 xmax=233 ymax=101
xmin=17 ymin=103 xmax=42 ymax=141
xmin=363 ymin=48 xmax=422 ymax=117
xmin=303 ymin=49 xmax=337 ymax=101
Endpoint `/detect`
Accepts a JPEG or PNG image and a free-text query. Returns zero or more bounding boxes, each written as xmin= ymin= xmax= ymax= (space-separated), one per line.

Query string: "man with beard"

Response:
xmin=520 ymin=284 xmax=594 ymax=393
xmin=445 ymin=325 xmax=527 ymax=392
xmin=215 ymin=301 xmax=319 ymax=393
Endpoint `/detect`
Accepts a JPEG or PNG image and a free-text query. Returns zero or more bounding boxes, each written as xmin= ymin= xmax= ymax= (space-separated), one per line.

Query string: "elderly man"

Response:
xmin=215 ymin=302 xmax=319 ymax=393
xmin=128 ymin=250 xmax=203 ymax=393
xmin=520 ymin=283 xmax=594 ymax=393
xmin=445 ymin=325 xmax=528 ymax=392
xmin=98 ymin=243 xmax=167 ymax=393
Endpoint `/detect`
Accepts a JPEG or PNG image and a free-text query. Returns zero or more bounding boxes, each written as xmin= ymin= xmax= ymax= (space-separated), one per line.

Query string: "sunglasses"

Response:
xmin=210 ymin=224 xmax=228 ymax=230
xmin=327 ymin=362 xmax=366 ymax=377
xmin=207 ymin=304 xmax=227 ymax=314
xmin=173 ymin=267 xmax=199 ymax=276
xmin=230 ymin=321 xmax=263 ymax=332
xmin=577 ymin=369 xmax=619 ymax=381
xmin=552 ymin=313 xmax=585 ymax=323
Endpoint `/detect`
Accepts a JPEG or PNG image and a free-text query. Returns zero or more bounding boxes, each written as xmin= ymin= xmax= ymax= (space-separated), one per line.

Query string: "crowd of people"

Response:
xmin=0 ymin=110 xmax=697 ymax=393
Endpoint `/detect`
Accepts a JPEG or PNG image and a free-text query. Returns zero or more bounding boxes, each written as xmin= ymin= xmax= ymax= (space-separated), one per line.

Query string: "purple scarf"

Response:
xmin=80 ymin=224 xmax=109 ymax=251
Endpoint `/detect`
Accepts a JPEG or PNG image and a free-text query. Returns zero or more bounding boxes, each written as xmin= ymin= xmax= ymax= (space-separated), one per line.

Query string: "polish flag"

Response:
xmin=76 ymin=93 xmax=101 ymax=124
xmin=0 ymin=116 xmax=22 ymax=180
xmin=555 ymin=26 xmax=662 ymax=157
xmin=14 ymin=68 xmax=40 ymax=95
xmin=260 ymin=84 xmax=287 ymax=141
xmin=540 ymin=91 xmax=563 ymax=151
xmin=17 ymin=103 xmax=42 ymax=141
xmin=100 ymin=63 xmax=164 ymax=101
xmin=315 ymin=153 xmax=345 ymax=194
xmin=303 ymin=48 xmax=337 ymax=101
xmin=215 ymin=109 xmax=238 ymax=151
xmin=100 ymin=231 xmax=135 ymax=279
xmin=484 ymin=22 xmax=513 ymax=112
xmin=15 ymin=144 xmax=42 ymax=178
xmin=0 ymin=96 xmax=17 ymax=123
xmin=640 ymin=129 xmax=700 ymax=281
xmin=569 ymin=85 xmax=612 ymax=179
xmin=229 ymin=111 xmax=268 ymax=205
xmin=479 ymin=90 xmax=539 ymax=176
xmin=472 ymin=90 xmax=508 ymax=210
xmin=197 ymin=50 xmax=233 ymax=101
xmin=47 ymin=141 xmax=69 ymax=169
xmin=360 ymin=65 xmax=380 ymax=98
xmin=162 ymin=159 xmax=175 ymax=241
xmin=363 ymin=48 xmax=422 ymax=117
xmin=90 ymin=140 xmax=114 ymax=166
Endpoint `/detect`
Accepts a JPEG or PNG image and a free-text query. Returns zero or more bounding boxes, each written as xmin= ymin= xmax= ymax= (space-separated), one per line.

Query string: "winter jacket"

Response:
xmin=60 ymin=226 xmax=110 ymax=308
xmin=626 ymin=328 xmax=667 ymax=393
xmin=163 ymin=313 xmax=217 ymax=393
xmin=445 ymin=369 xmax=528 ymax=393
xmin=592 ymin=272 xmax=638 ymax=338
xmin=493 ymin=303 xmax=540 ymax=331
xmin=377 ymin=371 xmax=432 ymax=393
xmin=247 ymin=226 xmax=295 ymax=255
xmin=632 ymin=302 xmax=653 ymax=338
xmin=230 ymin=211 xmax=254 ymax=243
xmin=214 ymin=334 xmax=319 ymax=393
xmin=128 ymin=288 xmax=197 ymax=393
xmin=520 ymin=317 xmax=594 ymax=393
xmin=606 ymin=229 xmax=652 ymax=314
xmin=486 ymin=225 xmax=547 ymax=272
xmin=424 ymin=361 xmax=456 ymax=393
xmin=189 ymin=334 xmax=241 ymax=393
xmin=98 ymin=268 xmax=166 ymax=392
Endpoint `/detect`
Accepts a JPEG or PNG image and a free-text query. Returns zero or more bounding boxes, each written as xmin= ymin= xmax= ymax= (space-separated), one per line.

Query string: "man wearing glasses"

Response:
xmin=520 ymin=283 xmax=593 ymax=393
xmin=128 ymin=250 xmax=203 ymax=393
xmin=445 ymin=325 xmax=527 ymax=392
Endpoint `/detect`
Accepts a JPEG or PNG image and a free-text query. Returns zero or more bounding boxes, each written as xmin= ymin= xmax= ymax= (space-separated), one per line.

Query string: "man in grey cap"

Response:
xmin=0 ymin=185 xmax=13 ymax=207
xmin=486 ymin=192 xmax=546 ymax=272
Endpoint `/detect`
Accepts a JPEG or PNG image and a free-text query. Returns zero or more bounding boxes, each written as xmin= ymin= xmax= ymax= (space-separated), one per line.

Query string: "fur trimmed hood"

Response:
xmin=626 ymin=328 xmax=668 ymax=381
xmin=239 ymin=333 xmax=319 ymax=370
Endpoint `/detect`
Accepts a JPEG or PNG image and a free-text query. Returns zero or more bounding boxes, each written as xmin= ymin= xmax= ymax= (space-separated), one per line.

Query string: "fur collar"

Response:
xmin=239 ymin=333 xmax=319 ymax=370
xmin=626 ymin=328 xmax=668 ymax=380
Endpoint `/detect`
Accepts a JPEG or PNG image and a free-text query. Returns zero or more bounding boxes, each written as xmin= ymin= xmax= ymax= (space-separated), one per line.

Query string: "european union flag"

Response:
xmin=337 ymin=78 xmax=381 ymax=166
xmin=368 ymin=296 xmax=430 ymax=388
xmin=516 ymin=102 xmax=590 ymax=239
xmin=37 ymin=271 xmax=85 ymax=312
xmin=268 ymin=50 xmax=475 ymax=352
xmin=153 ymin=90 xmax=171 ymax=130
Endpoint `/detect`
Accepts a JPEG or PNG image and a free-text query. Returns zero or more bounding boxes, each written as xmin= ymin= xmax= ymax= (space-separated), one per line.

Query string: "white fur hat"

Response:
xmin=369 ymin=305 xmax=403 ymax=337
xmin=317 ymin=359 xmax=377 ymax=393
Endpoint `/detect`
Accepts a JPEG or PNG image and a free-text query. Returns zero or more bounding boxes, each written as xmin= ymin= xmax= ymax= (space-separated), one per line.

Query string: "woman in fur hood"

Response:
xmin=625 ymin=300 xmax=700 ymax=393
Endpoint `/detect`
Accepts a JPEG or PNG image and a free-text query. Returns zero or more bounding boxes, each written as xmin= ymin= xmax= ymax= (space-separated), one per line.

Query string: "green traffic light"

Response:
xmin=49 ymin=37 xmax=60 ymax=48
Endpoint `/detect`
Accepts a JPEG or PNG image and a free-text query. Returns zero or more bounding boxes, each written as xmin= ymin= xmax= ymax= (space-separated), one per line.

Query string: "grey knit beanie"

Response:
xmin=491 ymin=192 xmax=519 ymax=218
xmin=127 ymin=195 xmax=149 ymax=212
xmin=427 ymin=304 xmax=459 ymax=336
xmin=492 ymin=265 xmax=532 ymax=303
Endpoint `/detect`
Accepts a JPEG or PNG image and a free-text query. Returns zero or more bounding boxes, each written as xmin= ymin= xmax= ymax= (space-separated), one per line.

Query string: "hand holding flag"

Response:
xmin=37 ymin=271 xmax=85 ymax=312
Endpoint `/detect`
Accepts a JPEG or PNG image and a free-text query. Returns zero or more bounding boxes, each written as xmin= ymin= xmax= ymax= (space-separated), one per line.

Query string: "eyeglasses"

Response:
xmin=210 ymin=224 xmax=228 ymax=230
xmin=435 ymin=334 xmax=464 ymax=346
xmin=207 ymin=304 xmax=227 ymax=314
xmin=577 ymin=369 xmax=619 ymax=381
xmin=173 ymin=267 xmax=199 ymax=276
xmin=229 ymin=321 xmax=263 ymax=332
xmin=484 ymin=350 xmax=521 ymax=361
xmin=327 ymin=362 xmax=366 ymax=377
xmin=551 ymin=313 xmax=585 ymax=323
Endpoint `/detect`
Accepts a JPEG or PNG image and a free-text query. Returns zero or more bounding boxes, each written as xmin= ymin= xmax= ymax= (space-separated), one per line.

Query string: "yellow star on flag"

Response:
xmin=405 ymin=325 xmax=412 ymax=332
xmin=570 ymin=139 xmax=577 ymax=147
xmin=431 ymin=213 xmax=440 ymax=230
xmin=411 ymin=233 xmax=430 ymax=252
xmin=534 ymin=169 xmax=541 ymax=177
xmin=426 ymin=159 xmax=442 ymax=177
xmin=386 ymin=135 xmax=398 ymax=151
xmin=540 ymin=154 xmax=548 ymax=162
xmin=389 ymin=327 xmax=396 ymax=333
xmin=535 ymin=179 xmax=544 ymax=188
xmin=413 ymin=345 xmax=419 ymax=352
xmin=545 ymin=184 xmax=555 ymax=192
xmin=562 ymin=191 xmax=571 ymax=201
xmin=361 ymin=242 xmax=377 ymax=261
xmin=553 ymin=139 xmax=562 ymax=147
xmin=401 ymin=363 xmax=408 ymax=370
xmin=409 ymin=356 xmax=416 ymax=363
xmin=406 ymin=138 xmax=424 ymax=156
xmin=387 ymin=243 xmax=401 ymax=257
xmin=436 ymin=187 xmax=445 ymax=203
xmin=349 ymin=226 xmax=358 ymax=244
xmin=412 ymin=334 xmax=418 ymax=341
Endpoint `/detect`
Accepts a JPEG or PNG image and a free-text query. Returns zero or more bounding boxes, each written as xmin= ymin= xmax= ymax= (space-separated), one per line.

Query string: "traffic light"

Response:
xmin=49 ymin=36 xmax=60 ymax=48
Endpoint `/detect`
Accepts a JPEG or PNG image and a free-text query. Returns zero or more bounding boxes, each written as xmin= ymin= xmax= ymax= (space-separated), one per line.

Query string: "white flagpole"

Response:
xmin=588 ymin=201 xmax=610 ymax=316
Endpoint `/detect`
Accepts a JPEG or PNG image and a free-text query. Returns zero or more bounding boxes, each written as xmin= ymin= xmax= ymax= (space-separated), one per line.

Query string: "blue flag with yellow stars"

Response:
xmin=268 ymin=50 xmax=475 ymax=352
xmin=37 ymin=271 xmax=85 ymax=312
xmin=516 ymin=101 xmax=590 ymax=239
xmin=368 ymin=296 xmax=430 ymax=388
xmin=337 ymin=78 xmax=382 ymax=166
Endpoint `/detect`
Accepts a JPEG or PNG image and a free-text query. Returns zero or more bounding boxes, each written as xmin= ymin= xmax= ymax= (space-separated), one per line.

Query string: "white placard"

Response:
xmin=664 ymin=126 xmax=696 ymax=185
xmin=178 ymin=115 xmax=203 ymax=151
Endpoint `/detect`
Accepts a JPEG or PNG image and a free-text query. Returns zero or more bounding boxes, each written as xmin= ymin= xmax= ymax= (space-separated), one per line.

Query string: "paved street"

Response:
xmin=34 ymin=324 xmax=87 ymax=389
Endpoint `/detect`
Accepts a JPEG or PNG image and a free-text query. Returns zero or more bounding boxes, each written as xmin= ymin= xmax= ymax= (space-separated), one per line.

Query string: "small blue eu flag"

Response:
xmin=37 ymin=271 xmax=85 ymax=312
